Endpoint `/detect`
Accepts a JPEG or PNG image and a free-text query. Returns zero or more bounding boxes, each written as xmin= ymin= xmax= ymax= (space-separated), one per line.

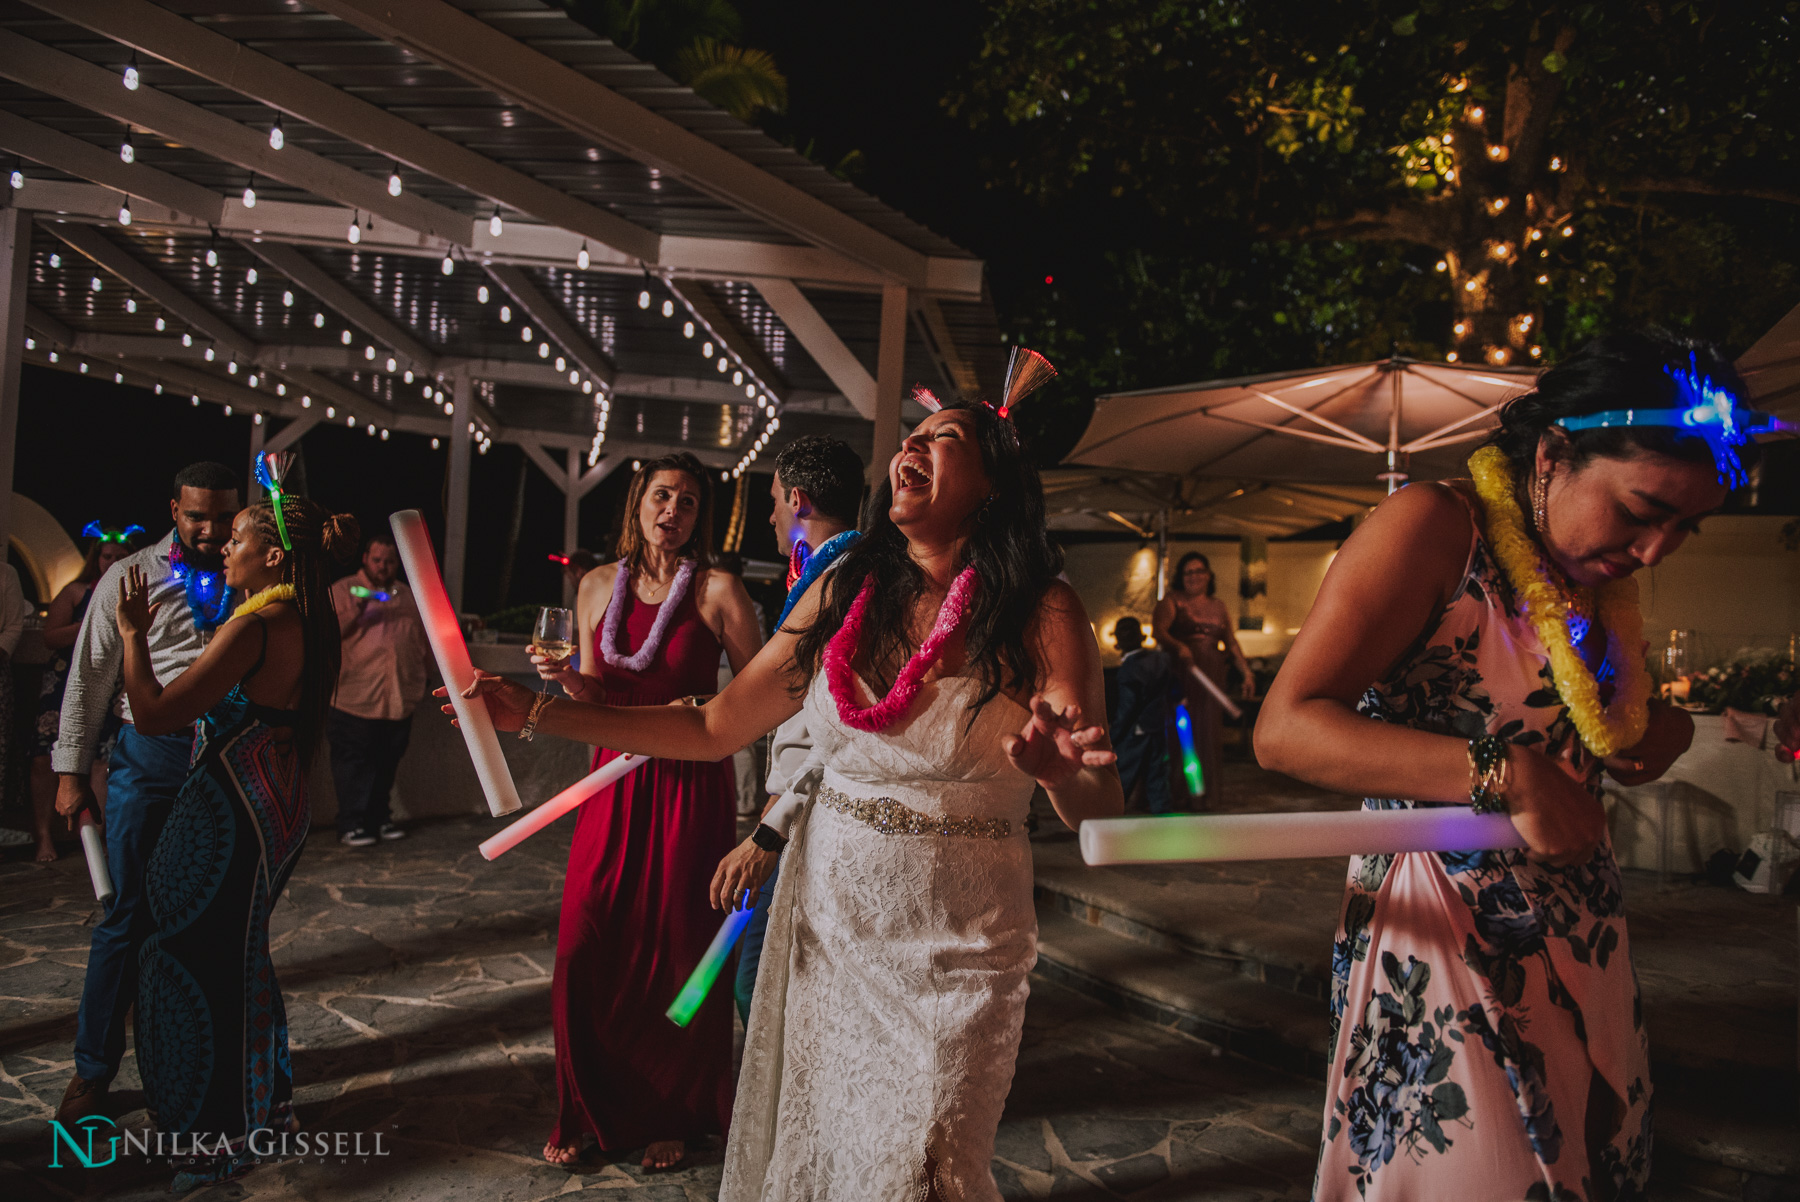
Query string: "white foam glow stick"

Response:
xmin=389 ymin=509 xmax=521 ymax=817
xmin=479 ymin=753 xmax=648 ymax=860
xmin=1080 ymin=808 xmax=1528 ymax=866
xmin=1186 ymin=664 xmax=1243 ymax=719
xmin=79 ymin=814 xmax=114 ymax=903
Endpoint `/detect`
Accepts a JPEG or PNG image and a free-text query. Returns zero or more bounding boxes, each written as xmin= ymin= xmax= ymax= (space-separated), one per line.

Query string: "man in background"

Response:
xmin=329 ymin=533 xmax=429 ymax=847
xmin=735 ymin=435 xmax=865 ymax=1022
xmin=53 ymin=462 xmax=240 ymax=1122
xmin=1111 ymin=616 xmax=1176 ymax=814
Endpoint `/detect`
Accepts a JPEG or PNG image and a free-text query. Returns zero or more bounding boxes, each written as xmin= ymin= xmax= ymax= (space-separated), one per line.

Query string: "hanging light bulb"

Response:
xmin=313 ymin=312 xmax=324 ymax=327
xmin=661 ymin=299 xmax=674 ymax=318
xmin=123 ymin=52 xmax=140 ymax=90
xmin=126 ymin=297 xmax=137 ymax=313
xmin=8 ymin=169 xmax=21 ymax=190
xmin=242 ymin=175 xmax=257 ymax=208
xmin=246 ymin=266 xmax=258 ymax=285
xmin=441 ymin=253 xmax=454 ymax=275
xmin=119 ymin=131 xmax=135 ymax=164
xmin=477 ymin=284 xmax=490 ymax=304
xmin=555 ymin=356 xmax=567 ymax=372
xmin=347 ymin=211 xmax=361 ymax=243
xmin=281 ymin=290 xmax=294 ymax=307
xmin=182 ymin=332 xmax=192 ymax=346
xmin=701 ymin=340 xmax=714 ymax=357
xmin=118 ymin=199 xmax=132 ymax=226
xmin=387 ymin=165 xmax=403 ymax=196
xmin=637 ymin=289 xmax=650 ymax=309
xmin=576 ymin=241 xmax=590 ymax=270
xmin=205 ymin=247 xmax=218 ymax=267
xmin=499 ymin=305 xmax=511 ymax=323
xmin=155 ymin=316 xmax=166 ymax=331
xmin=268 ymin=117 xmax=284 ymax=150
xmin=489 ymin=208 xmax=503 ymax=237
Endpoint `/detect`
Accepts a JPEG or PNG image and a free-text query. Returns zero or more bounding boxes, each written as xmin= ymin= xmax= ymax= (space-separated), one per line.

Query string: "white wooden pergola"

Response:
xmin=0 ymin=0 xmax=998 ymax=604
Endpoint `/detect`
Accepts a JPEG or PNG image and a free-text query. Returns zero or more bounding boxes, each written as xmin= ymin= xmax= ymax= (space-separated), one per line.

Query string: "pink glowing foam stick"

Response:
xmin=1185 ymin=664 xmax=1243 ymax=720
xmin=479 ymin=753 xmax=648 ymax=860
xmin=390 ymin=509 xmax=522 ymax=817
xmin=1080 ymin=808 xmax=1528 ymax=866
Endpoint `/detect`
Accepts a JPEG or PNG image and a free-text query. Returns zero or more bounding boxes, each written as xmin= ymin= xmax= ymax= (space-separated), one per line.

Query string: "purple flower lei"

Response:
xmin=599 ymin=558 xmax=696 ymax=673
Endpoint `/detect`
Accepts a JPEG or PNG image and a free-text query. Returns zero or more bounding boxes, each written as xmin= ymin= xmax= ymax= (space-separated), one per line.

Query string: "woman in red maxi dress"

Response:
xmin=531 ymin=452 xmax=764 ymax=1171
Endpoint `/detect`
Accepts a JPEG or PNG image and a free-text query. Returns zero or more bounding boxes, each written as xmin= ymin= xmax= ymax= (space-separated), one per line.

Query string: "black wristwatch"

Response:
xmin=751 ymin=823 xmax=788 ymax=853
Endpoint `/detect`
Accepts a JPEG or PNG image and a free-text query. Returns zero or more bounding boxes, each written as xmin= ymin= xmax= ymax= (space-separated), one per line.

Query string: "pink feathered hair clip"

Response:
xmin=906 ymin=346 xmax=1058 ymax=428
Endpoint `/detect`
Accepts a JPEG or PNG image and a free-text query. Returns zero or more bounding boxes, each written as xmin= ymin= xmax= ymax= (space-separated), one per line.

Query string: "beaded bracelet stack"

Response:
xmin=1467 ymin=733 xmax=1510 ymax=813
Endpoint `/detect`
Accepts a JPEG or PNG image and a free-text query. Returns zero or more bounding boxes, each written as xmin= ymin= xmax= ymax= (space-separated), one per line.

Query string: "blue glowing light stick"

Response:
xmin=1174 ymin=702 xmax=1204 ymax=798
xmin=666 ymin=904 xmax=755 ymax=1027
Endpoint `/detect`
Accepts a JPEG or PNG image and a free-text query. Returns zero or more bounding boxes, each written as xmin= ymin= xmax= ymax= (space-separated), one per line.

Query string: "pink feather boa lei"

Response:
xmin=825 ymin=566 xmax=979 ymax=732
xmin=599 ymin=558 xmax=696 ymax=673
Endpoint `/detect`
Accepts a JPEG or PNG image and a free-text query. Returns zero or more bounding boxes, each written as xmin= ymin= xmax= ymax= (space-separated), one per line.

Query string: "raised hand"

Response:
xmin=114 ymin=565 xmax=162 ymax=638
xmin=437 ymin=668 xmax=536 ymax=732
xmin=1002 ymin=694 xmax=1116 ymax=790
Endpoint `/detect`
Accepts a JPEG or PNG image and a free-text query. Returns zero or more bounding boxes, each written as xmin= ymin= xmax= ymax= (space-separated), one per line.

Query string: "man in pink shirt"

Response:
xmin=329 ymin=534 xmax=429 ymax=847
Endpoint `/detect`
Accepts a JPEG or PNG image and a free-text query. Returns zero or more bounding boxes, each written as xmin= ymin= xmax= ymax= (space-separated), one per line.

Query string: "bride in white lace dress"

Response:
xmin=456 ymin=398 xmax=1124 ymax=1199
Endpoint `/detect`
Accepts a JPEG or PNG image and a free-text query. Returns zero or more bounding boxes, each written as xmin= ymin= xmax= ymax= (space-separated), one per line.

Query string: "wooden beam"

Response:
xmin=242 ymin=240 xmax=439 ymax=373
xmin=27 ymin=0 xmax=658 ymax=264
xmin=0 ymin=29 xmax=473 ymax=246
xmin=667 ymin=279 xmax=787 ymax=405
xmin=483 ymin=264 xmax=616 ymax=390
xmin=0 ymin=110 xmax=225 ymax=226
xmin=753 ymin=279 xmax=874 ymax=418
xmin=45 ymin=220 xmax=258 ymax=359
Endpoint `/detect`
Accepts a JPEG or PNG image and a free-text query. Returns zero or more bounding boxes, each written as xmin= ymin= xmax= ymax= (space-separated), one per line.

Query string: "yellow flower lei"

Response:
xmin=232 ymin=582 xmax=296 ymax=620
xmin=1467 ymin=446 xmax=1650 ymax=758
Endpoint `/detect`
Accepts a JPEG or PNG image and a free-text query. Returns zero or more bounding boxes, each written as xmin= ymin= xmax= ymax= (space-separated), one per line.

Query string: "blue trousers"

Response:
xmin=733 ymin=856 xmax=779 ymax=1024
xmin=72 ymin=725 xmax=191 ymax=1084
xmin=1116 ymin=731 xmax=1174 ymax=814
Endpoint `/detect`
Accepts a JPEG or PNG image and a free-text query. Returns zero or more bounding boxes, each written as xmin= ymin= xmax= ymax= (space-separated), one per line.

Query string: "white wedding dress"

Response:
xmin=721 ymin=668 xmax=1038 ymax=1200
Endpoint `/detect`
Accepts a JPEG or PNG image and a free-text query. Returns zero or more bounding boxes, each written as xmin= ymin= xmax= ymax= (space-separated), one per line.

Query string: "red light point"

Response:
xmin=1044 ymin=275 xmax=1054 ymax=284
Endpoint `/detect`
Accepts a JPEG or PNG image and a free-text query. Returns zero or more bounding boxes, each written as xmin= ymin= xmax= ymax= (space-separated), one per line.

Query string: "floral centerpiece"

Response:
xmin=1681 ymin=651 xmax=1797 ymax=716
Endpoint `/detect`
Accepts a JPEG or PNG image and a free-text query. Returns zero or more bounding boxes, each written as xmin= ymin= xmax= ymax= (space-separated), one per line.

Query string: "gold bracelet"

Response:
xmin=519 ymin=691 xmax=554 ymax=741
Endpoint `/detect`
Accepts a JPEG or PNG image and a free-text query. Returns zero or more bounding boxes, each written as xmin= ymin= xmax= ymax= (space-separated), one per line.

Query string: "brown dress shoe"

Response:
xmin=56 ymin=1073 xmax=108 ymax=1124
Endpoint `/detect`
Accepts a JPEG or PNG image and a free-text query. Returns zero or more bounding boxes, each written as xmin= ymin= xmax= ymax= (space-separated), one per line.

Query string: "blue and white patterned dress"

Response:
xmin=136 ymin=623 xmax=309 ymax=1185
xmin=1316 ymin=485 xmax=1652 ymax=1202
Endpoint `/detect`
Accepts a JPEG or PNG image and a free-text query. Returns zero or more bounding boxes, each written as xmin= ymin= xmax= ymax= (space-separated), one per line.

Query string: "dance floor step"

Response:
xmin=1031 ymin=903 xmax=1332 ymax=1080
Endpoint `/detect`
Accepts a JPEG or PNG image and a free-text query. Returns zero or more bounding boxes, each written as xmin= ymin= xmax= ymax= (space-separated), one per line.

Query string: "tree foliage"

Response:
xmin=565 ymin=0 xmax=788 ymax=121
xmin=951 ymin=0 xmax=1800 ymax=449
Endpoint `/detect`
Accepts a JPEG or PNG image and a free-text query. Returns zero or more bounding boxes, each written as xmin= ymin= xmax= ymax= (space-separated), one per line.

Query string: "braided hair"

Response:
xmin=244 ymin=496 xmax=361 ymax=763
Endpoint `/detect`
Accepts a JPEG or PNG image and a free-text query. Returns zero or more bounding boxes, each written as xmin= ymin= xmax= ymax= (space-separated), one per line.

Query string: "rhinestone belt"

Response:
xmin=815 ymin=785 xmax=1013 ymax=840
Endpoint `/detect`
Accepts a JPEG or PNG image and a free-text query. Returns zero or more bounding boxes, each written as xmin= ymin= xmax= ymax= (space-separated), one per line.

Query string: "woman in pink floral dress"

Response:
xmin=1257 ymin=334 xmax=1750 ymax=1200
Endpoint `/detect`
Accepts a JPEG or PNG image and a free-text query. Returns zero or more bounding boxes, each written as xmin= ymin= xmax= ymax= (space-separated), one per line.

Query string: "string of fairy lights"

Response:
xmin=14 ymin=52 xmax=787 ymax=472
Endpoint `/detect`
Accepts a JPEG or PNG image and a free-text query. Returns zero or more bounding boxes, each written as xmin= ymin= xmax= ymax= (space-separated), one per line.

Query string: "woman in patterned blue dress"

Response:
xmin=115 ymin=491 xmax=359 ymax=1191
xmin=1257 ymin=334 xmax=1744 ymax=1201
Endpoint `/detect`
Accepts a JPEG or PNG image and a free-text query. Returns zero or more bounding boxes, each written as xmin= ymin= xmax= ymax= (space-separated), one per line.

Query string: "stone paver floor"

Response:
xmin=2 ymin=813 xmax=1320 ymax=1201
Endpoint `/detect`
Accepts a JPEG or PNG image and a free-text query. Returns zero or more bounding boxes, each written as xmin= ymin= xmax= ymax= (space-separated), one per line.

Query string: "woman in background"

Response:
xmin=30 ymin=524 xmax=141 ymax=861
xmin=1153 ymin=551 xmax=1254 ymax=807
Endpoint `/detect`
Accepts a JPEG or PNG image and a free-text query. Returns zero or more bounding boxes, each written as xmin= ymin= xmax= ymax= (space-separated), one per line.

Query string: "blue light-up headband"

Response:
xmin=1557 ymin=355 xmax=1792 ymax=489
xmin=81 ymin=521 xmax=146 ymax=544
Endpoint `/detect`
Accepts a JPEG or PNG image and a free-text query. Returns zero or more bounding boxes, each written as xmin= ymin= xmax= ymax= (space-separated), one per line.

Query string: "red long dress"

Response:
xmin=550 ymin=575 xmax=737 ymax=1151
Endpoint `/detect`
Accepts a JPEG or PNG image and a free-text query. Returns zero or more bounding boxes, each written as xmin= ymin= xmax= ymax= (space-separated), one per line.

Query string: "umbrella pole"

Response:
xmin=1380 ymin=361 xmax=1408 ymax=494
xmin=1155 ymin=508 xmax=1169 ymax=601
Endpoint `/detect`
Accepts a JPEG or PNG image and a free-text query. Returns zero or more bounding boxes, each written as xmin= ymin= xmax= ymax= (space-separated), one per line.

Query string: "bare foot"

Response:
xmin=642 ymin=1139 xmax=684 ymax=1170
xmin=542 ymin=1139 xmax=581 ymax=1167
xmin=35 ymin=840 xmax=58 ymax=863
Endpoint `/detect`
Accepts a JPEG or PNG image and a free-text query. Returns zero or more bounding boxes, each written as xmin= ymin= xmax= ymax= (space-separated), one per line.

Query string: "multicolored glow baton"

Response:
xmin=349 ymin=585 xmax=392 ymax=602
xmin=478 ymin=753 xmax=649 ymax=860
xmin=254 ymin=452 xmax=294 ymax=551
xmin=666 ymin=905 xmax=755 ymax=1028
xmin=389 ymin=509 xmax=522 ymax=817
xmin=1080 ymin=808 xmax=1528 ymax=866
xmin=79 ymin=813 xmax=115 ymax=903
xmin=1173 ymin=703 xmax=1204 ymax=798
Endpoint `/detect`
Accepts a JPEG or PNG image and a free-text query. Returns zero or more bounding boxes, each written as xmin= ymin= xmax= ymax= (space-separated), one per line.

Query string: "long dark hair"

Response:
xmin=245 ymin=497 xmax=360 ymax=764
xmin=1172 ymin=551 xmax=1216 ymax=598
xmin=1488 ymin=331 xmax=1757 ymax=477
xmin=791 ymin=401 xmax=1064 ymax=711
xmin=614 ymin=452 xmax=713 ymax=574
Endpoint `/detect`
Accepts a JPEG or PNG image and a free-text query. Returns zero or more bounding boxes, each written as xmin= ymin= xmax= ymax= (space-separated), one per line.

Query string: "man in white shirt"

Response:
xmin=734 ymin=436 xmax=864 ymax=1023
xmin=52 ymin=462 xmax=240 ymax=1122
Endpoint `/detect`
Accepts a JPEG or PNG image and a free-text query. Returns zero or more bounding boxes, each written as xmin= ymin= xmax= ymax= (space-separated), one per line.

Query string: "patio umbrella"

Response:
xmin=1065 ymin=357 xmax=1540 ymax=491
xmin=1041 ymin=469 xmax=1384 ymax=539
xmin=1738 ymin=299 xmax=1800 ymax=413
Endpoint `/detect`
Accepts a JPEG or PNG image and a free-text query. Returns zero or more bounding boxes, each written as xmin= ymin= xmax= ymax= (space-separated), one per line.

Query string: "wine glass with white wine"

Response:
xmin=531 ymin=606 xmax=576 ymax=693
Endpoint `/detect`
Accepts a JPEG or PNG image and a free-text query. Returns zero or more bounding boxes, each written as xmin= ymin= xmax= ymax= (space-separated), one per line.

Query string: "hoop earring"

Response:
xmin=1532 ymin=471 xmax=1550 ymax=535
